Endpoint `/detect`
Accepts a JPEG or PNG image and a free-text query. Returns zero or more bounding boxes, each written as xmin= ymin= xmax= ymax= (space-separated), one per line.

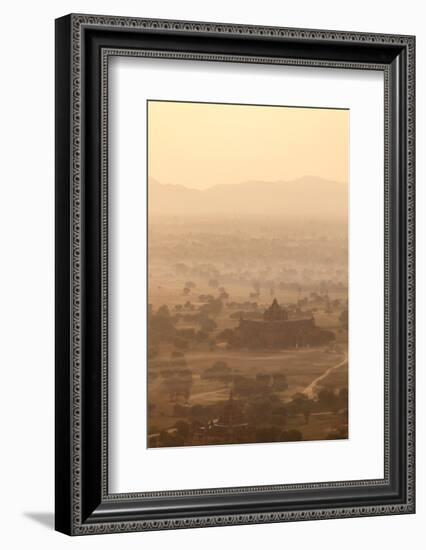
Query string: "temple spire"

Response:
xmin=263 ymin=298 xmax=288 ymax=321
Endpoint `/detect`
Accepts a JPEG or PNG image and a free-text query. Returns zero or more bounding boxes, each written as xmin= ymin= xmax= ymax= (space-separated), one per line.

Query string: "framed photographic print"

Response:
xmin=55 ymin=14 xmax=415 ymax=535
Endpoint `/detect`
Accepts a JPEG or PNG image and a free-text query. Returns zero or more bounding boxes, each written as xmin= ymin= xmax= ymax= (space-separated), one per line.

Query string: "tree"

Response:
xmin=272 ymin=372 xmax=288 ymax=391
xmin=255 ymin=426 xmax=280 ymax=443
xmin=291 ymin=393 xmax=314 ymax=424
xmin=233 ymin=376 xmax=259 ymax=398
xmin=200 ymin=298 xmax=223 ymax=317
xmin=174 ymin=420 xmax=190 ymax=439
xmin=317 ymin=388 xmax=339 ymax=413
xmin=256 ymin=373 xmax=271 ymax=387
xmin=157 ymin=305 xmax=171 ymax=318
xmin=149 ymin=305 xmax=176 ymax=342
xmin=159 ymin=430 xmax=184 ymax=447
xmin=245 ymin=396 xmax=274 ymax=423
xmin=185 ymin=281 xmax=196 ymax=289
xmin=160 ymin=377 xmax=177 ymax=400
xmin=195 ymin=330 xmax=208 ymax=342
xmin=271 ymin=404 xmax=288 ymax=428
xmin=202 ymin=361 xmax=231 ymax=381
xmin=190 ymin=404 xmax=209 ymax=422
xmin=280 ymin=429 xmax=303 ymax=442
xmin=177 ymin=369 xmax=193 ymax=400
xmin=217 ymin=328 xmax=235 ymax=344
xmin=200 ymin=317 xmax=217 ymax=333
xmin=198 ymin=294 xmax=214 ymax=303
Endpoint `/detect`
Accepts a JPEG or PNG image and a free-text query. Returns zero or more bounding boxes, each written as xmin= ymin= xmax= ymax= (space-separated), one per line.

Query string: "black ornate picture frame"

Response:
xmin=55 ymin=13 xmax=415 ymax=535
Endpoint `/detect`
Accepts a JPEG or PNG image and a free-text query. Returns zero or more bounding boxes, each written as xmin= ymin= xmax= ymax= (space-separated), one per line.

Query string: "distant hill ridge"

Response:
xmin=148 ymin=176 xmax=347 ymax=219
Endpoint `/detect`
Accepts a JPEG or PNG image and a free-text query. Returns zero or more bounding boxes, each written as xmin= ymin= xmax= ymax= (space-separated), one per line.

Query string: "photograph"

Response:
xmin=147 ymin=100 xmax=349 ymax=448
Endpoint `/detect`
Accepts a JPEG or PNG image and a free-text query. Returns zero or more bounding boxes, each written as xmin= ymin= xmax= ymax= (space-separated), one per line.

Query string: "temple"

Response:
xmin=237 ymin=299 xmax=334 ymax=349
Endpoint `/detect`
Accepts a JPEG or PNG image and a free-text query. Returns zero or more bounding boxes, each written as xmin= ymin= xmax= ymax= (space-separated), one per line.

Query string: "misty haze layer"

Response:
xmin=148 ymin=177 xmax=347 ymax=220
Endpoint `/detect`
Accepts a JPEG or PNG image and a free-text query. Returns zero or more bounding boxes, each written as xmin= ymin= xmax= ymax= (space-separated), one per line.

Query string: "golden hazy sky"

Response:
xmin=148 ymin=101 xmax=348 ymax=190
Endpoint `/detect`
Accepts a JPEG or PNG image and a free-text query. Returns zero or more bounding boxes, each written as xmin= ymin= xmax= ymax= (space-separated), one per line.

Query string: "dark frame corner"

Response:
xmin=55 ymin=13 xmax=415 ymax=535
